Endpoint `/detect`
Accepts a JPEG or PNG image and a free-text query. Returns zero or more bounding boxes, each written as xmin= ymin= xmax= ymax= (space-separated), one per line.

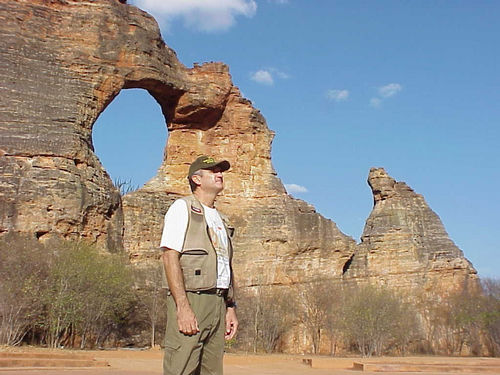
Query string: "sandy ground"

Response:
xmin=1 ymin=348 xmax=500 ymax=375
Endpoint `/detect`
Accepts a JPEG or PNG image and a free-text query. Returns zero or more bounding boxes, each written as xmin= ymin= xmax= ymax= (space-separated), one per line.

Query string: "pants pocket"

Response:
xmin=163 ymin=341 xmax=181 ymax=374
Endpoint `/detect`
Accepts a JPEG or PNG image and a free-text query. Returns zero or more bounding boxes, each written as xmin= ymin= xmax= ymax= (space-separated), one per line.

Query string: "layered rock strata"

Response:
xmin=0 ymin=0 xmax=355 ymax=286
xmin=344 ymin=168 xmax=478 ymax=294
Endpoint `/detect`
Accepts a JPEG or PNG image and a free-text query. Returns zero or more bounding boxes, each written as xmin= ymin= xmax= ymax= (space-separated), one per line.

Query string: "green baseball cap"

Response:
xmin=188 ymin=155 xmax=230 ymax=178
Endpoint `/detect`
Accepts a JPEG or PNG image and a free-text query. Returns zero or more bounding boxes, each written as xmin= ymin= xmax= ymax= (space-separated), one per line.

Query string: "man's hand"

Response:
xmin=225 ymin=307 xmax=238 ymax=340
xmin=176 ymin=300 xmax=199 ymax=335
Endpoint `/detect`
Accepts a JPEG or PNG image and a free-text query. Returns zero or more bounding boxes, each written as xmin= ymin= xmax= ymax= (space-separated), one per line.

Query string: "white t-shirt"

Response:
xmin=160 ymin=199 xmax=231 ymax=289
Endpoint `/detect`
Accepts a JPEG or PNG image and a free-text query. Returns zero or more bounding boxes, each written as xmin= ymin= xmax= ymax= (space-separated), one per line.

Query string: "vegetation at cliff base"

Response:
xmin=234 ymin=281 xmax=500 ymax=357
xmin=0 ymin=233 xmax=165 ymax=349
xmin=1 ymin=233 xmax=498 ymax=356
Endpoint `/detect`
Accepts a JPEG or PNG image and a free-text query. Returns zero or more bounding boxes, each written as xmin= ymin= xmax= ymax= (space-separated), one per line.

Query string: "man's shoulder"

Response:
xmin=166 ymin=198 xmax=188 ymax=214
xmin=181 ymin=195 xmax=204 ymax=211
xmin=179 ymin=195 xmax=195 ymax=203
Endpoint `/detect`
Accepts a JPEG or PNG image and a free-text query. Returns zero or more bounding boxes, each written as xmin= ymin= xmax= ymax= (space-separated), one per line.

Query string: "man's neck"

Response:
xmin=193 ymin=190 xmax=217 ymax=208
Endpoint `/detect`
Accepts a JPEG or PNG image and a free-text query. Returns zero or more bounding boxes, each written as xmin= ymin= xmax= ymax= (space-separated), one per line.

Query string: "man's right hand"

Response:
xmin=176 ymin=302 xmax=199 ymax=335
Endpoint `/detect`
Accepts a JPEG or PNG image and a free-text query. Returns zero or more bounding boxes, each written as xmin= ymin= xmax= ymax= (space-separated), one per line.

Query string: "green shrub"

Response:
xmin=41 ymin=240 xmax=135 ymax=348
xmin=0 ymin=233 xmax=136 ymax=348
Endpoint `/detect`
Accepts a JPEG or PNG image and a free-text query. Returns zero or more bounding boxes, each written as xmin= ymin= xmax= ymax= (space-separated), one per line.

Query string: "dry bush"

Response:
xmin=324 ymin=284 xmax=348 ymax=356
xmin=132 ymin=264 xmax=167 ymax=348
xmin=0 ymin=234 xmax=136 ymax=348
xmin=299 ymin=281 xmax=343 ymax=354
xmin=446 ymin=292 xmax=485 ymax=355
xmin=340 ymin=284 xmax=420 ymax=357
xmin=0 ymin=233 xmax=49 ymax=345
xmin=388 ymin=298 xmax=421 ymax=355
xmin=235 ymin=286 xmax=296 ymax=353
xmin=481 ymin=278 xmax=500 ymax=356
xmin=419 ymin=283 xmax=500 ymax=356
xmin=41 ymin=240 xmax=135 ymax=348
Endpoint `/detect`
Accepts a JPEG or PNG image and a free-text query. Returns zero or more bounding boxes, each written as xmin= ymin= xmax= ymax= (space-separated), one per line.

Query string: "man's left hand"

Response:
xmin=225 ymin=307 xmax=238 ymax=340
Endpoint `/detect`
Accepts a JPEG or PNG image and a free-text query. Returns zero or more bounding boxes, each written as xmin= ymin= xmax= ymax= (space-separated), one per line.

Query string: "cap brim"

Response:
xmin=206 ymin=160 xmax=230 ymax=172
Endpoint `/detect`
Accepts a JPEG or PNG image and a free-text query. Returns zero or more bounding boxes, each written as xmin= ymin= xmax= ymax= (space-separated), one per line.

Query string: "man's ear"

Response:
xmin=191 ymin=174 xmax=202 ymax=186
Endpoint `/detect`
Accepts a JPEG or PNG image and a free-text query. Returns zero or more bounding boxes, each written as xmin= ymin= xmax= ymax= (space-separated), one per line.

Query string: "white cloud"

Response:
xmin=369 ymin=83 xmax=402 ymax=108
xmin=326 ymin=89 xmax=349 ymax=102
xmin=250 ymin=67 xmax=289 ymax=85
xmin=378 ymin=83 xmax=402 ymax=98
xmin=132 ymin=0 xmax=257 ymax=32
xmin=285 ymin=184 xmax=308 ymax=194
xmin=369 ymin=97 xmax=382 ymax=108
xmin=251 ymin=70 xmax=274 ymax=85
xmin=274 ymin=70 xmax=290 ymax=79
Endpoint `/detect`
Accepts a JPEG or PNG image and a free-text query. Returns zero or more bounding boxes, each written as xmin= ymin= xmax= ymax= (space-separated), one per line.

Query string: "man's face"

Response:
xmin=194 ymin=167 xmax=224 ymax=194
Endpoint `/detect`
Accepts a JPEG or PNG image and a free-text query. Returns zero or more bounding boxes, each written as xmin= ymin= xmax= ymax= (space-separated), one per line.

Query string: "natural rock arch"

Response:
xmin=0 ymin=0 xmax=355 ymax=280
xmin=92 ymin=88 xmax=168 ymax=193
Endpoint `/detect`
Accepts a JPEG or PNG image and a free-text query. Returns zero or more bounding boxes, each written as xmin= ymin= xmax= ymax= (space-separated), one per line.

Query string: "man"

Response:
xmin=160 ymin=155 xmax=238 ymax=375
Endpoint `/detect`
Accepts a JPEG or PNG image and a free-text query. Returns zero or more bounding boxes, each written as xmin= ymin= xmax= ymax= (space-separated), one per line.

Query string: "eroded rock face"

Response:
xmin=0 ymin=0 xmax=355 ymax=286
xmin=344 ymin=168 xmax=478 ymax=294
xmin=1 ymin=0 xmax=481 ymax=354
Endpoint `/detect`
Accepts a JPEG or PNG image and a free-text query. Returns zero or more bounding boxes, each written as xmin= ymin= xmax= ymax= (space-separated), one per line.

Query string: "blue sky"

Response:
xmin=93 ymin=0 xmax=499 ymax=278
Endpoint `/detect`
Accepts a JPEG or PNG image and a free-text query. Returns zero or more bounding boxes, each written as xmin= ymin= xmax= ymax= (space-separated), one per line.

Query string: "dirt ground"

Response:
xmin=1 ymin=348 xmax=500 ymax=375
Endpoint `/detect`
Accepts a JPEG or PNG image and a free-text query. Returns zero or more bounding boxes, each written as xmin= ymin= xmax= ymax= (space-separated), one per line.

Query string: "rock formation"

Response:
xmin=1 ymin=0 xmax=480 ymax=348
xmin=344 ymin=168 xmax=478 ymax=294
xmin=0 ymin=0 xmax=355 ymax=288
xmin=0 ymin=0 xmax=482 ymax=354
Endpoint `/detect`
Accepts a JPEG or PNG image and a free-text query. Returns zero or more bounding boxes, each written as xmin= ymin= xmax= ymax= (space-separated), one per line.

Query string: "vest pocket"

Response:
xmin=181 ymin=249 xmax=212 ymax=290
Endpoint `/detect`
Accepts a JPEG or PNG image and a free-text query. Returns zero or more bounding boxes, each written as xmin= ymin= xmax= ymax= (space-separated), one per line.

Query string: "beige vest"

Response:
xmin=163 ymin=195 xmax=234 ymax=300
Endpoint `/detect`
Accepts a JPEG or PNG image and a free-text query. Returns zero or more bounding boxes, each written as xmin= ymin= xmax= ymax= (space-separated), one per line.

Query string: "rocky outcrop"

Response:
xmin=344 ymin=168 xmax=478 ymax=294
xmin=0 ymin=0 xmax=355 ymax=285
xmin=0 ymin=0 xmax=481 ymax=354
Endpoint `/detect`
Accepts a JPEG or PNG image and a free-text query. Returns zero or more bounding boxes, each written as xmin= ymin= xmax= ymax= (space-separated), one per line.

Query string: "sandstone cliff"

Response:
xmin=0 ymin=0 xmax=355 ymax=287
xmin=344 ymin=168 xmax=478 ymax=294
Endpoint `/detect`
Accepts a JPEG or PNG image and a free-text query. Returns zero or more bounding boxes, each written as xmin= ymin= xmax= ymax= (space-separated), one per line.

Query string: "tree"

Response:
xmin=341 ymin=284 xmax=417 ymax=357
xmin=257 ymin=288 xmax=297 ymax=353
xmin=0 ymin=233 xmax=48 ymax=345
xmin=324 ymin=284 xmax=348 ymax=356
xmin=389 ymin=295 xmax=422 ymax=355
xmin=114 ymin=177 xmax=138 ymax=195
xmin=299 ymin=281 xmax=337 ymax=354
xmin=41 ymin=240 xmax=135 ymax=348
xmin=133 ymin=264 xmax=167 ymax=348
xmin=417 ymin=286 xmax=494 ymax=356
xmin=481 ymin=278 xmax=500 ymax=356
xmin=235 ymin=286 xmax=296 ymax=353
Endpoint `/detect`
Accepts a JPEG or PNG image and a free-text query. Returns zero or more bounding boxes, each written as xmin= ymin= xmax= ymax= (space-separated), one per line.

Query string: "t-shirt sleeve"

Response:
xmin=159 ymin=199 xmax=188 ymax=252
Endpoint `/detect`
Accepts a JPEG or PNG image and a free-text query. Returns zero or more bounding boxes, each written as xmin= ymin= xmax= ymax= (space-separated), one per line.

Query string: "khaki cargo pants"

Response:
xmin=163 ymin=292 xmax=226 ymax=375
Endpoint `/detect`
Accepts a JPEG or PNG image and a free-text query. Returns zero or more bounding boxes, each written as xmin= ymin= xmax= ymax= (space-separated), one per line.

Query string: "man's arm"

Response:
xmin=162 ymin=249 xmax=199 ymax=335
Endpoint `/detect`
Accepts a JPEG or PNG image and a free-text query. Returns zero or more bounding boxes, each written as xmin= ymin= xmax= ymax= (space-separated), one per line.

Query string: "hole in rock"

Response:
xmin=342 ymin=254 xmax=354 ymax=275
xmin=35 ymin=231 xmax=49 ymax=239
xmin=92 ymin=89 xmax=167 ymax=195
